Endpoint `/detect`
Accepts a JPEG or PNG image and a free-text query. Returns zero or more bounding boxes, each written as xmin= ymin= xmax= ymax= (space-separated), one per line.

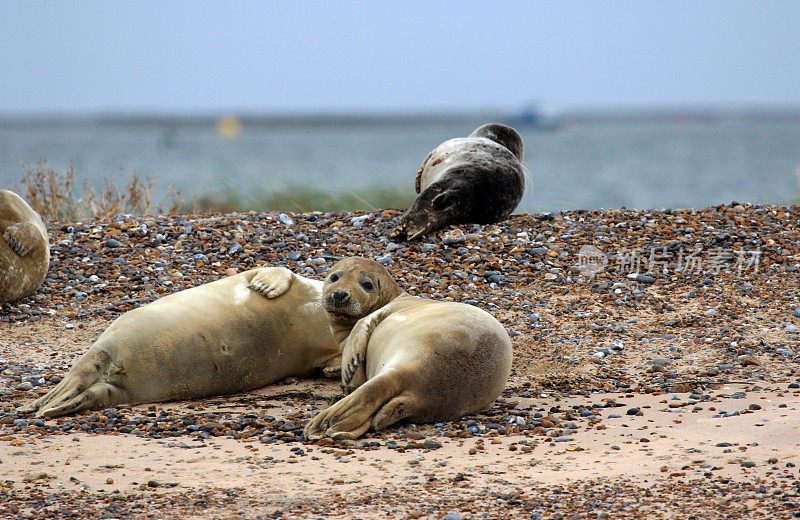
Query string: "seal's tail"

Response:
xmin=18 ymin=349 xmax=127 ymax=418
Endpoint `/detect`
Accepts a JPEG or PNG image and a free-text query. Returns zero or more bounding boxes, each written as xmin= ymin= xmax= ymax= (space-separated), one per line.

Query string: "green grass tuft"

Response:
xmin=187 ymin=186 xmax=415 ymax=214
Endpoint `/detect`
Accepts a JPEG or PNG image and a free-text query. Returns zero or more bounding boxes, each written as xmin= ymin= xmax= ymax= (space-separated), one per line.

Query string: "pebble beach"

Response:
xmin=2 ymin=204 xmax=800 ymax=519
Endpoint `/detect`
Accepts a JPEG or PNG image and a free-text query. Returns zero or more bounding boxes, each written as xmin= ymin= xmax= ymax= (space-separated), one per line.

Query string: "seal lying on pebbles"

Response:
xmin=0 ymin=190 xmax=50 ymax=304
xmin=388 ymin=123 xmax=526 ymax=241
xmin=305 ymin=257 xmax=512 ymax=439
xmin=21 ymin=267 xmax=340 ymax=417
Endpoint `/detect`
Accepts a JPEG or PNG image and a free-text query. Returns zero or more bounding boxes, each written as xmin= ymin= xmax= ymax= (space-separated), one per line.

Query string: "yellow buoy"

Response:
xmin=215 ymin=116 xmax=242 ymax=139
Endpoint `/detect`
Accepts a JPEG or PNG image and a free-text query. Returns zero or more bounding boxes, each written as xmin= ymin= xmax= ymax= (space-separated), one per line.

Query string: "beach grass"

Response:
xmin=17 ymin=160 xmax=182 ymax=219
xmin=188 ymin=186 xmax=414 ymax=214
xmin=16 ymin=161 xmax=413 ymax=218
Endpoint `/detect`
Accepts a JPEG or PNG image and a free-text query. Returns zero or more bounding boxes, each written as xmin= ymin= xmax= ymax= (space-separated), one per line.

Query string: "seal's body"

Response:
xmin=389 ymin=123 xmax=526 ymax=241
xmin=305 ymin=258 xmax=512 ymax=439
xmin=0 ymin=190 xmax=49 ymax=304
xmin=22 ymin=267 xmax=340 ymax=417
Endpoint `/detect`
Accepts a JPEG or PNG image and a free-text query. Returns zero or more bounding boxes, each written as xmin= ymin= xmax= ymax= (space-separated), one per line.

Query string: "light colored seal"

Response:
xmin=389 ymin=123 xmax=526 ymax=241
xmin=21 ymin=267 xmax=340 ymax=417
xmin=305 ymin=257 xmax=513 ymax=439
xmin=0 ymin=189 xmax=49 ymax=304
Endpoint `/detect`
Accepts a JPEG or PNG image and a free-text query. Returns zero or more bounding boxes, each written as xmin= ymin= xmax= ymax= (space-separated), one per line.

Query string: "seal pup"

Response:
xmin=388 ymin=123 xmax=526 ymax=241
xmin=21 ymin=267 xmax=340 ymax=417
xmin=305 ymin=257 xmax=512 ymax=439
xmin=0 ymin=189 xmax=49 ymax=304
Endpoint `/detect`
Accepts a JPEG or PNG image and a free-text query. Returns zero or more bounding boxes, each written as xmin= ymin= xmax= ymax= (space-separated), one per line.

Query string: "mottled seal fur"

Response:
xmin=0 ymin=190 xmax=49 ymax=304
xmin=21 ymin=267 xmax=340 ymax=417
xmin=389 ymin=123 xmax=526 ymax=241
xmin=305 ymin=257 xmax=513 ymax=439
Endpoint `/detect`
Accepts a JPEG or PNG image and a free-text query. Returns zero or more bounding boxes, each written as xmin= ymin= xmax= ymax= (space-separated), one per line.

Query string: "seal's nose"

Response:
xmin=332 ymin=290 xmax=349 ymax=303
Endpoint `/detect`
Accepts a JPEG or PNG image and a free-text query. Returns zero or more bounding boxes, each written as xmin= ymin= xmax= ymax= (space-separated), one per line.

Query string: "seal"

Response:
xmin=21 ymin=267 xmax=340 ymax=417
xmin=0 ymin=189 xmax=49 ymax=304
xmin=304 ymin=257 xmax=513 ymax=439
xmin=388 ymin=123 xmax=526 ymax=241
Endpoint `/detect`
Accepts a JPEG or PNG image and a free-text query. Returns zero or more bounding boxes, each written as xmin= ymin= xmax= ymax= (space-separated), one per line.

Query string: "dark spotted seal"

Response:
xmin=388 ymin=123 xmax=526 ymax=241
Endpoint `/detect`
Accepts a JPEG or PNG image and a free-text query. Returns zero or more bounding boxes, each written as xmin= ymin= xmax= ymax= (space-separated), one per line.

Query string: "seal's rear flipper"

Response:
xmin=304 ymin=370 xmax=403 ymax=440
xmin=3 ymin=222 xmax=42 ymax=257
xmin=19 ymin=349 xmax=123 ymax=418
xmin=372 ymin=395 xmax=417 ymax=431
xmin=38 ymin=382 xmax=126 ymax=418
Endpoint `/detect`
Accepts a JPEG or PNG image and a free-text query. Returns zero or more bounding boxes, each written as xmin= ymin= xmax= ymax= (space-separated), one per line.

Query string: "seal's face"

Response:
xmin=322 ymin=257 xmax=401 ymax=323
xmin=389 ymin=184 xmax=458 ymax=241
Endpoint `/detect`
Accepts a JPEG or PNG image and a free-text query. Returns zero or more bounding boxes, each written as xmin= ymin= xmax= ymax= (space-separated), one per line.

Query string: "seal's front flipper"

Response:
xmin=321 ymin=354 xmax=342 ymax=378
xmin=414 ymin=151 xmax=433 ymax=194
xmin=3 ymin=222 xmax=42 ymax=257
xmin=340 ymin=306 xmax=393 ymax=390
xmin=248 ymin=267 xmax=295 ymax=298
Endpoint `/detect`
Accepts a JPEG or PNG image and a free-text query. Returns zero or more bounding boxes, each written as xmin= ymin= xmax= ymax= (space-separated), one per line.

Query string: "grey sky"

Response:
xmin=2 ymin=1 xmax=799 ymax=113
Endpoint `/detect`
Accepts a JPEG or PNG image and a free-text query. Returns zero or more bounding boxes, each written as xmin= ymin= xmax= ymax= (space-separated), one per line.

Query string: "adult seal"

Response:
xmin=0 ymin=190 xmax=49 ymax=304
xmin=21 ymin=267 xmax=340 ymax=417
xmin=388 ymin=123 xmax=526 ymax=241
xmin=305 ymin=257 xmax=512 ymax=439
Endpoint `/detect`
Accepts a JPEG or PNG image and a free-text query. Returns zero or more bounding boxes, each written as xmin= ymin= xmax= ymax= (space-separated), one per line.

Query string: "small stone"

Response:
xmin=626 ymin=407 xmax=641 ymax=416
xmin=442 ymin=229 xmax=466 ymax=245
xmin=147 ymin=480 xmax=160 ymax=488
xmin=350 ymin=215 xmax=370 ymax=228
xmin=738 ymin=355 xmax=760 ymax=366
xmin=741 ymin=460 xmax=756 ymax=468
xmin=422 ymin=439 xmax=442 ymax=450
xmin=16 ymin=381 xmax=34 ymax=391
xmin=635 ymin=274 xmax=655 ymax=284
xmin=104 ymin=239 xmax=125 ymax=248
xmin=793 ymin=308 xmax=800 ymax=318
xmin=106 ymin=478 xmax=114 ymax=485
xmin=278 ymin=213 xmax=295 ymax=225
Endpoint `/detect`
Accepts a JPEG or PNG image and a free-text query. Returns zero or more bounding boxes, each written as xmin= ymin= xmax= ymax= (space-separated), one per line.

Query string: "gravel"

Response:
xmin=1 ymin=203 xmax=799 ymax=518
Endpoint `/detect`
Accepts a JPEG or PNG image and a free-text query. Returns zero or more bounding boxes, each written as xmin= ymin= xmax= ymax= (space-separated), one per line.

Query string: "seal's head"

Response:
xmin=388 ymin=180 xmax=460 ymax=241
xmin=322 ymin=257 xmax=402 ymax=324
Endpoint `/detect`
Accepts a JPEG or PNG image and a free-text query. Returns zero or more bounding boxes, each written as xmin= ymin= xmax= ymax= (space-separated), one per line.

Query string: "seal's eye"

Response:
xmin=329 ymin=273 xmax=339 ymax=282
xmin=360 ymin=280 xmax=374 ymax=291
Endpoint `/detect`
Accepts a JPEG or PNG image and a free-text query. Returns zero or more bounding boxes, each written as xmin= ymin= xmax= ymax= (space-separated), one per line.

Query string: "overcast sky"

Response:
xmin=2 ymin=1 xmax=799 ymax=114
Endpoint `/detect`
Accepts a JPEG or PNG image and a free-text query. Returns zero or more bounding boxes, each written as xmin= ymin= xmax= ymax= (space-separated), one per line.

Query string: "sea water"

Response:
xmin=1 ymin=115 xmax=798 ymax=213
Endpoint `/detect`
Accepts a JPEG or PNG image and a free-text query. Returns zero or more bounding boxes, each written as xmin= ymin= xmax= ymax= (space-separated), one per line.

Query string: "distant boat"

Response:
xmin=511 ymin=105 xmax=561 ymax=130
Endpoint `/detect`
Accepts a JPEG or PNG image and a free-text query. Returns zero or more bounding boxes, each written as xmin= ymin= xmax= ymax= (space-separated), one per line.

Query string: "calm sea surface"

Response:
xmin=1 ymin=115 xmax=799 ymax=213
